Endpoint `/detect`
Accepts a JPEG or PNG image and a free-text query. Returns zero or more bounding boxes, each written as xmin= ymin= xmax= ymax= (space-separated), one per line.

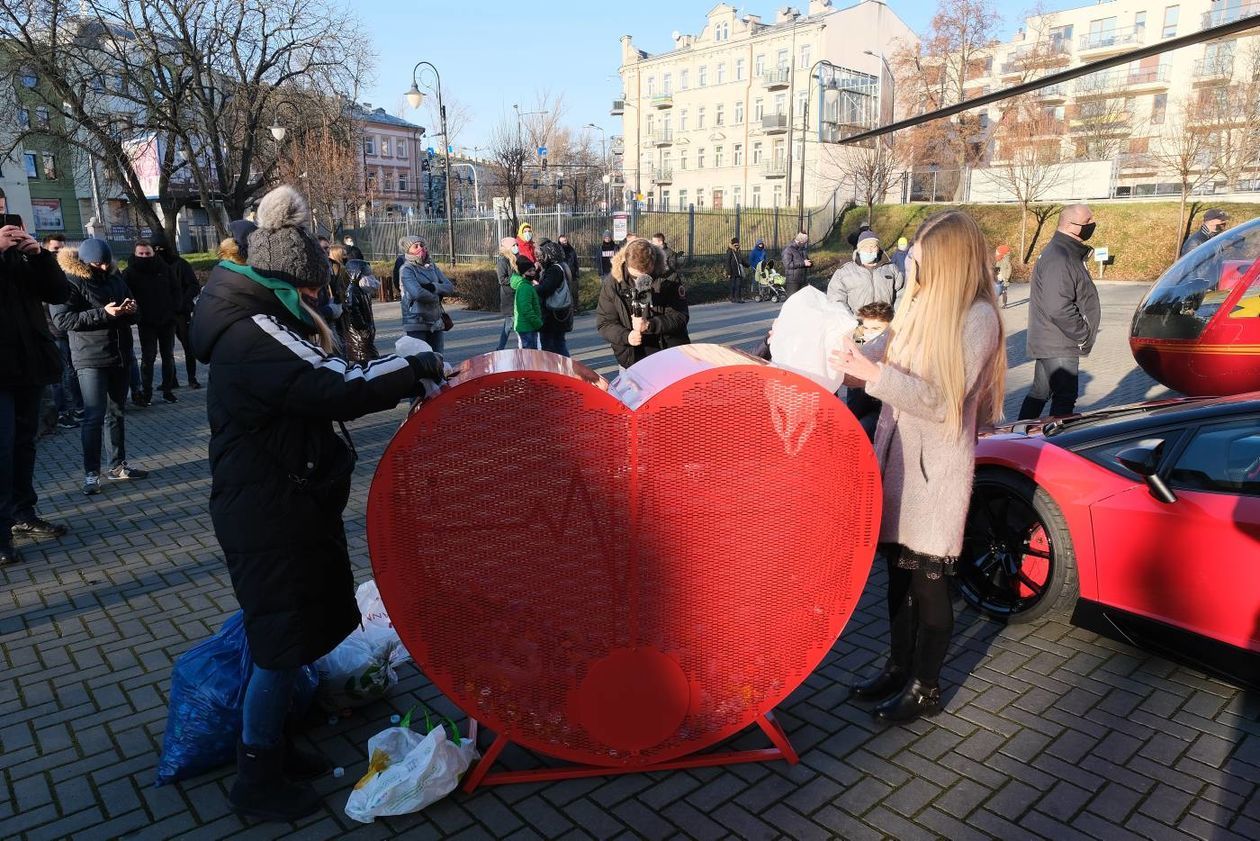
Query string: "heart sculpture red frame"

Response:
xmin=367 ymin=345 xmax=881 ymax=789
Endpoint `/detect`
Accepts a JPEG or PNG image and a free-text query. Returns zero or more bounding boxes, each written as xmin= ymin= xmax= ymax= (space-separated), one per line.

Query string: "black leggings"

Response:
xmin=885 ymin=547 xmax=954 ymax=687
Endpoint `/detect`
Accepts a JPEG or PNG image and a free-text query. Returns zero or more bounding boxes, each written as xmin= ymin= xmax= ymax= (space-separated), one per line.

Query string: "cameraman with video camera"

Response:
xmin=596 ymin=238 xmax=690 ymax=370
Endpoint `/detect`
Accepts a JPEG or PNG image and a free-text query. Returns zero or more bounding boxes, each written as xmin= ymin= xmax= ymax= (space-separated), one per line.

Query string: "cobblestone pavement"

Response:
xmin=2 ymin=282 xmax=1257 ymax=841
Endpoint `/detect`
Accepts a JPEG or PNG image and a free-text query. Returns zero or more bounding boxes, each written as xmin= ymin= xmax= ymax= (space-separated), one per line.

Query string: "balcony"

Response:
xmin=819 ymin=119 xmax=868 ymax=143
xmin=1037 ymin=84 xmax=1068 ymax=102
xmin=1069 ymin=110 xmax=1132 ymax=133
xmin=610 ymin=99 xmax=625 ymax=116
xmin=1193 ymin=56 xmax=1235 ymax=84
xmin=761 ymin=113 xmax=788 ymax=134
xmin=762 ymin=159 xmax=789 ymax=178
xmin=1001 ymin=42 xmax=1072 ymax=76
xmin=1074 ymin=65 xmax=1170 ymax=97
xmin=1203 ymin=3 xmax=1260 ymax=28
xmin=761 ymin=67 xmax=791 ymax=89
xmin=652 ymin=94 xmax=674 ymax=109
xmin=648 ymin=129 xmax=674 ymax=147
xmin=652 ymin=168 xmax=673 ymax=185
xmin=1116 ymin=153 xmax=1158 ymax=173
xmin=1078 ymin=26 xmax=1145 ymax=56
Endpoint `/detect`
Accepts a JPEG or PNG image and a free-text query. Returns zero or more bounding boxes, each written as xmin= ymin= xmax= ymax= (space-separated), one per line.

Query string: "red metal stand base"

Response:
xmin=461 ymin=711 xmax=800 ymax=793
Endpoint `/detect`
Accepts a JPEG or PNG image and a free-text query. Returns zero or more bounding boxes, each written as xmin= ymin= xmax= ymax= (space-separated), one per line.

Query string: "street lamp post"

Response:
xmin=584 ymin=123 xmax=610 ymax=211
xmin=862 ymin=50 xmax=896 ymax=131
xmin=404 ymin=61 xmax=457 ymax=266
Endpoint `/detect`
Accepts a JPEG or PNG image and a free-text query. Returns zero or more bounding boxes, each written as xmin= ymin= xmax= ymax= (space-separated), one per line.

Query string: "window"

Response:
xmin=734 ymin=143 xmax=743 ymax=165
xmin=800 ymin=44 xmax=811 ymax=69
xmin=715 ymin=146 xmax=724 ymax=167
xmin=697 ymin=147 xmax=705 ymax=168
xmin=754 ymin=98 xmax=764 ymax=120
xmin=755 ymin=54 xmax=765 ymax=76
xmin=678 ymin=189 xmax=688 ymax=207
xmin=646 ymin=115 xmax=655 ymax=134
xmin=648 ymin=76 xmax=656 ymax=97
xmin=777 ymin=49 xmax=788 ymax=69
xmin=698 ymin=107 xmax=706 ymax=128
xmin=796 ymin=92 xmax=806 ymax=115
xmin=733 ymin=186 xmax=741 ymax=206
xmin=752 ymin=141 xmax=763 ymax=164
xmin=18 ymin=67 xmax=37 ymax=88
xmin=381 ymin=138 xmax=392 ymax=157
xmin=1134 ymin=11 xmax=1147 ymax=36
xmin=716 ymin=104 xmax=725 ymax=126
xmin=23 ymin=152 xmax=38 ymax=179
xmin=679 ymin=149 xmax=688 ymax=170
xmin=717 ymin=63 xmax=726 ymax=84
xmin=17 ymin=108 xmax=29 ymax=129
xmin=735 ymin=101 xmax=744 ymax=124
xmin=697 ymin=188 xmax=705 ymax=208
xmin=1169 ymin=419 xmax=1260 ymax=495
xmin=773 ymin=184 xmax=783 ymax=207
xmin=398 ymin=173 xmax=409 ymax=192
xmin=35 ymin=107 xmax=49 ymax=129
xmin=366 ymin=170 xmax=377 ymax=190
xmin=1152 ymin=93 xmax=1167 ymax=124
xmin=681 ymin=69 xmax=689 ymax=90
xmin=752 ymin=185 xmax=761 ymax=207
xmin=680 ymin=109 xmax=688 ymax=131
xmin=663 ymin=72 xmax=672 ymax=94
xmin=397 ymin=140 xmax=407 ymax=157
xmin=736 ymin=59 xmax=745 ymax=81
xmin=1162 ymin=5 xmax=1179 ymax=39
xmin=699 ymin=65 xmax=708 ymax=86
xmin=42 ymin=153 xmax=56 ymax=180
xmin=364 ymin=137 xmax=376 ymax=155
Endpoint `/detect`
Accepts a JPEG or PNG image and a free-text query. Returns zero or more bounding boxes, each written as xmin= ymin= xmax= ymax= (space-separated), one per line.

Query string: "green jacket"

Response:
xmin=510 ymin=273 xmax=543 ymax=333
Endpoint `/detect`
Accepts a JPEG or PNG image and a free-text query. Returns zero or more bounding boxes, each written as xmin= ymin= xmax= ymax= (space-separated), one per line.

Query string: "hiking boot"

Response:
xmin=230 ymin=741 xmax=321 ymax=822
xmin=11 ymin=518 xmax=67 ymax=539
xmin=83 ymin=473 xmax=101 ymax=495
xmin=107 ymin=463 xmax=148 ymax=481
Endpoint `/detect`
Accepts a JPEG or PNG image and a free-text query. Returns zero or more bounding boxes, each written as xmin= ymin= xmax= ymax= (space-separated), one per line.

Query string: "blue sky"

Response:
xmin=355 ymin=0 xmax=1084 ymax=151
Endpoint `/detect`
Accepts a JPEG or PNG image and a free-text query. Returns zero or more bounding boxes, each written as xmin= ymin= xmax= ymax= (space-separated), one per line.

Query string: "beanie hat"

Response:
xmin=995 ymin=244 xmax=1011 ymax=258
xmin=399 ymin=235 xmax=422 ymax=253
xmin=603 ymin=229 xmax=612 ymax=238
xmin=247 ymin=185 xmax=328 ymax=289
xmin=229 ymin=220 xmax=257 ymax=258
xmin=499 ymin=236 xmax=517 ymax=252
xmin=897 ymin=236 xmax=909 ymax=249
xmin=857 ymin=229 xmax=880 ymax=246
xmin=78 ymin=238 xmax=113 ymax=267
xmin=1204 ymin=208 xmax=1229 ymax=222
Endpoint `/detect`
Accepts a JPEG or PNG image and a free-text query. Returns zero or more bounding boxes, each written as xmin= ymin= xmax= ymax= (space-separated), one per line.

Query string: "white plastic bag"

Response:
xmin=344 ymin=723 xmax=479 ymax=823
xmin=768 ymin=286 xmax=858 ymax=392
xmin=315 ymin=581 xmax=412 ymax=711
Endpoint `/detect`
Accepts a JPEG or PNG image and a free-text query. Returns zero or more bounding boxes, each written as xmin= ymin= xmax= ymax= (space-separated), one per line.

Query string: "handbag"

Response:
xmin=440 ymin=309 xmax=454 ymax=332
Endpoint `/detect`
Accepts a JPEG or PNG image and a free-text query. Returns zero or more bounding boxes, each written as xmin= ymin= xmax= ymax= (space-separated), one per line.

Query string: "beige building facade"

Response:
xmin=614 ymin=1 xmax=915 ymax=212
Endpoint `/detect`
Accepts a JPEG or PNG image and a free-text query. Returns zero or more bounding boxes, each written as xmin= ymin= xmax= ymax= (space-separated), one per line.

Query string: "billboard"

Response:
xmin=31 ymin=198 xmax=64 ymax=231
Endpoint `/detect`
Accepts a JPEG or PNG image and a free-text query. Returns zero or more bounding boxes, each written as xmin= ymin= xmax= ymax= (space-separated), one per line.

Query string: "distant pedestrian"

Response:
xmin=52 ymin=239 xmax=148 ymax=496
xmin=1 ymin=223 xmax=71 ymax=565
xmin=827 ymin=230 xmax=904 ymax=315
xmin=891 ymin=236 xmax=910 ymax=276
xmin=510 ymin=255 xmax=543 ymax=350
xmin=342 ymin=258 xmax=380 ymax=365
xmin=42 ymin=234 xmax=83 ymax=429
xmin=557 ymin=232 xmax=580 ymax=280
xmin=782 ymin=232 xmax=812 ymax=296
xmin=749 ymin=238 xmax=767 ymax=275
xmin=596 ymin=239 xmax=690 ymax=369
xmin=651 ymin=232 xmax=682 ymax=283
xmin=516 ymin=222 xmax=537 ymax=265
xmin=152 ymin=233 xmax=202 ymax=389
xmin=399 ymin=236 xmax=454 ymax=354
xmin=597 ymin=230 xmax=617 ymax=277
xmin=1181 ymin=208 xmax=1229 ymax=256
xmin=535 ymin=240 xmax=574 ymax=356
xmin=495 ymin=236 xmax=520 ymax=351
xmin=1018 ymin=204 xmax=1101 ymax=419
xmin=122 ymin=239 xmax=180 ymax=404
xmin=993 ymin=244 xmax=1012 ymax=308
xmin=725 ymin=237 xmax=748 ymax=303
xmin=847 ymin=219 xmax=872 ymax=250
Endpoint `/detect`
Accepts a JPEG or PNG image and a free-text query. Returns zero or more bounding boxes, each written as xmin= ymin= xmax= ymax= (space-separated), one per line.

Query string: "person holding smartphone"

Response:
xmin=0 ymin=222 xmax=70 ymax=565
xmin=50 ymin=238 xmax=148 ymax=496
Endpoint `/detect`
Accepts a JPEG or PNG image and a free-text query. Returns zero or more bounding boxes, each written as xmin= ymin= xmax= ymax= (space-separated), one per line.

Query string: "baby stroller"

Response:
xmin=754 ymin=260 xmax=788 ymax=303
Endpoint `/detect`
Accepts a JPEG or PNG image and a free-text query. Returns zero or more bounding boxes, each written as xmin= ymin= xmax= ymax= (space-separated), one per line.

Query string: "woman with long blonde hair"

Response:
xmin=834 ymin=209 xmax=1006 ymax=723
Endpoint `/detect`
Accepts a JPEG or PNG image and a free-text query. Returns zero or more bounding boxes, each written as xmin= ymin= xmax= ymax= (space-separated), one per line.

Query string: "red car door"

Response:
xmin=1090 ymin=418 xmax=1260 ymax=653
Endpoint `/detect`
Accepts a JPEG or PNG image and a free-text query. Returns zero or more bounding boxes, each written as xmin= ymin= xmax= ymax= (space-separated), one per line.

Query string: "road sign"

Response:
xmin=1094 ymin=247 xmax=1110 ymax=262
xmin=538 ymin=146 xmax=548 ymax=157
xmin=426 ymin=147 xmax=436 ymax=158
xmin=448 ymin=145 xmax=454 ymax=154
xmin=612 ymin=212 xmax=628 ymax=241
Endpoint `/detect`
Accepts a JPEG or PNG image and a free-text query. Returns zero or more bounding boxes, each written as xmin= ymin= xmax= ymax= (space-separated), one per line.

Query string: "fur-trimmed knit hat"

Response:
xmin=247 ymin=185 xmax=328 ymax=289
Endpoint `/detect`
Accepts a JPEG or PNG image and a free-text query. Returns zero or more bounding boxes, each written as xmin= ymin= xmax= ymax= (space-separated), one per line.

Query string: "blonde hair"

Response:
xmin=328 ymin=245 xmax=348 ymax=264
xmin=610 ymin=238 xmax=665 ymax=283
xmin=298 ymin=300 xmax=336 ymax=354
xmin=884 ymin=210 xmax=1006 ymax=436
xmin=218 ymin=237 xmax=246 ymax=265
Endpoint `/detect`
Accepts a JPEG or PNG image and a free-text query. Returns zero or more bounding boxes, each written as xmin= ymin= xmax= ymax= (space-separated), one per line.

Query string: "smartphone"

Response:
xmin=1 ymin=213 xmax=25 ymax=230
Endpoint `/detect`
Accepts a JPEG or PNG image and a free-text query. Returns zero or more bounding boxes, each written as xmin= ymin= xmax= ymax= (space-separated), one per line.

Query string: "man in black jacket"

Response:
xmin=1181 ymin=208 xmax=1229 ymax=256
xmin=1018 ymin=205 xmax=1102 ymax=419
xmin=153 ymin=233 xmax=203 ymax=389
xmin=51 ymin=239 xmax=148 ymax=495
xmin=557 ymin=232 xmax=580 ymax=280
xmin=651 ymin=232 xmax=683 ymax=283
xmin=0 ymin=224 xmax=70 ymax=564
xmin=781 ymin=232 xmax=812 ymax=296
xmin=123 ymin=240 xmax=180 ymax=404
xmin=725 ymin=237 xmax=748 ymax=303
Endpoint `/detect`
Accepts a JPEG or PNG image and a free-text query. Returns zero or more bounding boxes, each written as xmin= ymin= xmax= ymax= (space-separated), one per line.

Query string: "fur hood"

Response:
xmin=218 ymin=237 xmax=246 ymax=265
xmin=56 ymin=247 xmax=94 ymax=280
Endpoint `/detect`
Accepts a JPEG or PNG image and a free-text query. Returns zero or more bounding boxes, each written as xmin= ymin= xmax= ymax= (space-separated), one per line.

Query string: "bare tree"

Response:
xmin=828 ymin=139 xmax=902 ymax=223
xmin=1149 ymin=99 xmax=1216 ymax=253
xmin=1069 ymin=95 xmax=1133 ymax=161
xmin=1205 ymin=48 xmax=1260 ymax=191
xmin=486 ymin=115 xmax=528 ymax=233
xmin=275 ymin=112 xmax=365 ymax=237
xmin=424 ymin=92 xmax=474 ymax=153
xmin=984 ymin=98 xmax=1068 ymax=258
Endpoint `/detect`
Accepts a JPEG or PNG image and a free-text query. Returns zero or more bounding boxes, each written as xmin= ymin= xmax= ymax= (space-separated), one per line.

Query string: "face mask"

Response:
xmin=522 ymin=231 xmax=533 ymax=242
xmin=511 ymin=245 xmax=520 ymax=255
xmin=1075 ymin=221 xmax=1096 ymax=241
xmin=633 ymin=273 xmax=653 ymax=292
xmin=132 ymin=255 xmax=154 ymax=267
xmin=416 ymin=247 xmax=428 ymax=262
xmin=859 ymin=250 xmax=878 ymax=265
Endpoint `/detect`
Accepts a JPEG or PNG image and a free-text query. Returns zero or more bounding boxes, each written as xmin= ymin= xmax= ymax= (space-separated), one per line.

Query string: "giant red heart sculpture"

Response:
xmin=367 ymin=345 xmax=880 ymax=770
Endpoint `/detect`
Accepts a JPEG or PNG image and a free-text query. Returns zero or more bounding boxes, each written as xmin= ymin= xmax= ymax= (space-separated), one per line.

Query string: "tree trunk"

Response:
xmin=1019 ymin=203 xmax=1028 ymax=261
xmin=1177 ymin=188 xmax=1188 ymax=255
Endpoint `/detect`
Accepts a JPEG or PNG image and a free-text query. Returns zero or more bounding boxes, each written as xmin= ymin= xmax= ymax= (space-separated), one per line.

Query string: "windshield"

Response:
xmin=1131 ymin=217 xmax=1260 ymax=341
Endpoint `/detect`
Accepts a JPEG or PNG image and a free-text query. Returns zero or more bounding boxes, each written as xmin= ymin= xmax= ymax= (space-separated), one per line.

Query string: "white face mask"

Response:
xmin=859 ymin=250 xmax=879 ymax=265
xmin=511 ymin=245 xmax=519 ymax=255
xmin=522 ymin=231 xmax=533 ymax=242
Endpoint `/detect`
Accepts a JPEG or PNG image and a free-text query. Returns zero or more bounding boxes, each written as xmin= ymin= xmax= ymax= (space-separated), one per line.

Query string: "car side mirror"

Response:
xmin=1117 ymin=443 xmax=1177 ymax=504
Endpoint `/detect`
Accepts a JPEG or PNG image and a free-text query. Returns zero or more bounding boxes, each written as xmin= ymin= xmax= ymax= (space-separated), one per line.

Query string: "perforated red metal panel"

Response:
xmin=368 ymin=346 xmax=881 ymax=768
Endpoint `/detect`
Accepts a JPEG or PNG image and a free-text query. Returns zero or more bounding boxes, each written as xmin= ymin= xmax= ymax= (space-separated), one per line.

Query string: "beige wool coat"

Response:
xmin=859 ymin=300 xmax=1001 ymax=559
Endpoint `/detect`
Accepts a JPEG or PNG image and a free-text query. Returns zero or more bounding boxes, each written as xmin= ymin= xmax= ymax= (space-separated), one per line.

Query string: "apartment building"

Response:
xmin=355 ymin=104 xmax=427 ymax=218
xmin=973 ymin=0 xmax=1260 ymax=198
xmin=614 ymin=0 xmax=915 ymax=211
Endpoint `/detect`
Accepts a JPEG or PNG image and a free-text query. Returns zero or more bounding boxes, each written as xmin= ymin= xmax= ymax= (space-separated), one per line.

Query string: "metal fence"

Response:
xmin=355 ymin=190 xmax=850 ymax=267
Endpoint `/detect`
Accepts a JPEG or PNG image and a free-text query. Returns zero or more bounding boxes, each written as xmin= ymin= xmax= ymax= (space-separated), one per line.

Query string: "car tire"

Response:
xmin=957 ymin=468 xmax=1078 ymax=624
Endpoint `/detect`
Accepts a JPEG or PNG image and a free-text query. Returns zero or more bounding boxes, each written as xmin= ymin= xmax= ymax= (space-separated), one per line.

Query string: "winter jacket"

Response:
xmin=400 ymin=260 xmax=454 ymax=331
xmin=190 ymin=260 xmax=435 ymax=669
xmin=536 ymin=263 xmax=574 ymax=334
xmin=1027 ymin=231 xmax=1101 ymax=359
xmin=660 ymin=246 xmax=682 ymax=282
xmin=596 ymin=274 xmax=690 ymax=369
xmin=0 ymin=247 xmax=69 ymax=388
xmin=749 ymin=245 xmax=767 ymax=274
xmin=168 ymin=255 xmax=201 ymax=314
xmin=516 ymin=236 xmax=537 ymax=265
xmin=496 ymin=254 xmax=515 ymax=315
xmin=560 ymin=242 xmax=580 ymax=280
xmin=597 ymin=239 xmax=617 ymax=276
xmin=1181 ymin=225 xmax=1219 ymax=257
xmin=862 ymin=299 xmax=1001 ymax=558
xmin=827 ymin=253 xmax=905 ymax=315
xmin=891 ymin=248 xmax=910 ymax=277
xmin=994 ymin=253 xmax=1013 ymax=284
xmin=122 ymin=258 xmax=179 ymax=326
xmin=51 ymin=249 xmax=137 ymax=370
xmin=782 ymin=241 xmax=809 ymax=294
xmin=725 ymin=247 xmax=748 ymax=279
xmin=342 ymin=277 xmax=379 ymax=365
xmin=510 ymin=273 xmax=543 ymax=333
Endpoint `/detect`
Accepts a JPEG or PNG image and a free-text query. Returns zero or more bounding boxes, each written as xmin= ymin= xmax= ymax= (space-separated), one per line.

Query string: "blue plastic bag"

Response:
xmin=154 ymin=612 xmax=317 ymax=786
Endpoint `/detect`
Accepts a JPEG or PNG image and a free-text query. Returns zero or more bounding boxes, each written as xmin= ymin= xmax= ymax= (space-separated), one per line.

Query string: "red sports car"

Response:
xmin=958 ymin=394 xmax=1260 ymax=688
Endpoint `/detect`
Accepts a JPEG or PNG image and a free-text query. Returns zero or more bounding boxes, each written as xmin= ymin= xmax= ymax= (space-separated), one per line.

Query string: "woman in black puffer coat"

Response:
xmin=535 ymin=239 xmax=575 ymax=357
xmin=341 ymin=258 xmax=380 ymax=365
xmin=189 ymin=186 xmax=444 ymax=823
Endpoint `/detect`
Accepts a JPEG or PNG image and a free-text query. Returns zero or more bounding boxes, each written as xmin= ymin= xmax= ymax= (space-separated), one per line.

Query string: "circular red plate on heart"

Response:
xmin=367 ymin=345 xmax=881 ymax=767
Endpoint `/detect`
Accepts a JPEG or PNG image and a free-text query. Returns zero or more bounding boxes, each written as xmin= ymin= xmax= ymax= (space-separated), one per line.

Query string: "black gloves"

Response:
xmin=407 ymin=351 xmax=446 ymax=382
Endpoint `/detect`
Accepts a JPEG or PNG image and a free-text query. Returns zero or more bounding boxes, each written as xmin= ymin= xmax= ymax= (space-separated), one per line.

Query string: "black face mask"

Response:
xmin=131 ymin=255 xmax=155 ymax=269
xmin=1075 ymin=221 xmax=1096 ymax=242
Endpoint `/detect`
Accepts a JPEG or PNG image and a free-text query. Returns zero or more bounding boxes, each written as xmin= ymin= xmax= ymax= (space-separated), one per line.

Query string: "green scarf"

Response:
xmin=217 ymin=260 xmax=312 ymax=326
